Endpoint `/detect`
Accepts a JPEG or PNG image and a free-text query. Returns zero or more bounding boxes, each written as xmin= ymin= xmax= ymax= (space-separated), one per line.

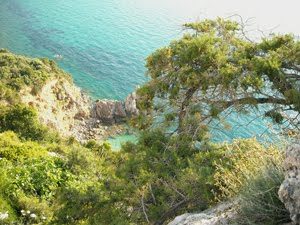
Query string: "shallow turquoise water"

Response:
xmin=107 ymin=134 xmax=137 ymax=150
xmin=0 ymin=0 xmax=280 ymax=144
xmin=0 ymin=0 xmax=202 ymax=100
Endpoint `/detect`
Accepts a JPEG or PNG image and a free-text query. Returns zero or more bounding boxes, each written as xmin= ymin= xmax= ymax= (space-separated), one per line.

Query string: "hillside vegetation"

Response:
xmin=0 ymin=49 xmax=92 ymax=140
xmin=0 ymin=49 xmax=71 ymax=104
xmin=0 ymin=18 xmax=299 ymax=224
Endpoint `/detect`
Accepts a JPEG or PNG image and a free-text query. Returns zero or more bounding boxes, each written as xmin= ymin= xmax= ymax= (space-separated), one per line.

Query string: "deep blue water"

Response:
xmin=0 ymin=0 xmax=281 ymax=146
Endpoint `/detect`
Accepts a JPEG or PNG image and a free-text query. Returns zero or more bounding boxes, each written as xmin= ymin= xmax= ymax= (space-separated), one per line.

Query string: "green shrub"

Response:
xmin=213 ymin=139 xmax=283 ymax=201
xmin=234 ymin=165 xmax=290 ymax=225
xmin=8 ymin=157 xmax=71 ymax=199
xmin=0 ymin=50 xmax=71 ymax=94
xmin=16 ymin=194 xmax=52 ymax=224
xmin=0 ymin=104 xmax=50 ymax=141
xmin=0 ymin=82 xmax=20 ymax=104
xmin=209 ymin=139 xmax=289 ymax=225
xmin=57 ymin=132 xmax=282 ymax=225
xmin=0 ymin=162 xmax=17 ymax=224
xmin=84 ymin=140 xmax=112 ymax=157
xmin=0 ymin=195 xmax=17 ymax=224
xmin=0 ymin=132 xmax=47 ymax=161
xmin=0 ymin=131 xmax=99 ymax=224
xmin=89 ymin=134 xmax=285 ymax=225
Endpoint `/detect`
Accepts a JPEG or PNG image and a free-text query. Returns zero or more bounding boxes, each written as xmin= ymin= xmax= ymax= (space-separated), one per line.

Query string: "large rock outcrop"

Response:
xmin=92 ymin=100 xmax=123 ymax=124
xmin=168 ymin=202 xmax=237 ymax=225
xmin=279 ymin=143 xmax=300 ymax=224
xmin=91 ymin=92 xmax=139 ymax=125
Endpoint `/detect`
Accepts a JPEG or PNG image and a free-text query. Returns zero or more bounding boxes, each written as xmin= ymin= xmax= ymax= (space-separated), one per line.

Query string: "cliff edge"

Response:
xmin=0 ymin=49 xmax=138 ymax=141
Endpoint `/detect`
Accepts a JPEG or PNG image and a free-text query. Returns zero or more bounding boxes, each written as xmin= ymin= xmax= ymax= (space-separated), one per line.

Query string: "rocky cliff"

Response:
xmin=21 ymin=78 xmax=91 ymax=140
xmin=279 ymin=143 xmax=300 ymax=224
xmin=21 ymin=77 xmax=138 ymax=141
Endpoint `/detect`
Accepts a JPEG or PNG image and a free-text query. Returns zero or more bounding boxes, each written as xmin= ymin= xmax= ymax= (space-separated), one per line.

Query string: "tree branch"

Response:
xmin=141 ymin=195 xmax=150 ymax=223
xmin=221 ymin=97 xmax=289 ymax=108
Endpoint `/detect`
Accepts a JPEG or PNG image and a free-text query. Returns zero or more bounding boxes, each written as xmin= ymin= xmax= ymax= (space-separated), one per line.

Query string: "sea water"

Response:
xmin=0 ymin=0 xmax=279 ymax=149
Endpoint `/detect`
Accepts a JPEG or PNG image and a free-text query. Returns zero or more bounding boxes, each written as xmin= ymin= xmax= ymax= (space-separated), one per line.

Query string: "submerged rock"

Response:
xmin=279 ymin=143 xmax=300 ymax=224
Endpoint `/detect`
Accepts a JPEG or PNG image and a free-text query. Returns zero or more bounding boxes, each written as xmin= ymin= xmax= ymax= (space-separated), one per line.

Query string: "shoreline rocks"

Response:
xmin=76 ymin=91 xmax=138 ymax=141
xmin=91 ymin=92 xmax=139 ymax=125
xmin=125 ymin=92 xmax=139 ymax=116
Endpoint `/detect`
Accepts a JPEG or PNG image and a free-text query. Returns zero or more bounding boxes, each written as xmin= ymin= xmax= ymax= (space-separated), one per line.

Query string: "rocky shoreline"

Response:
xmin=75 ymin=92 xmax=139 ymax=141
xmin=91 ymin=92 xmax=139 ymax=125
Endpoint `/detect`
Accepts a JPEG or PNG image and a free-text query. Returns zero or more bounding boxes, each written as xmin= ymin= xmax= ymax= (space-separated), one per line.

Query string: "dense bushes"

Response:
xmin=0 ymin=128 xmax=285 ymax=224
xmin=0 ymin=132 xmax=47 ymax=160
xmin=108 ymin=132 xmax=286 ymax=224
xmin=46 ymin=130 xmax=286 ymax=225
xmin=213 ymin=139 xmax=283 ymax=201
xmin=0 ymin=49 xmax=70 ymax=96
xmin=210 ymin=139 xmax=290 ymax=224
xmin=0 ymin=104 xmax=288 ymax=224
xmin=0 ymin=104 xmax=57 ymax=142
xmin=0 ymin=130 xmax=114 ymax=224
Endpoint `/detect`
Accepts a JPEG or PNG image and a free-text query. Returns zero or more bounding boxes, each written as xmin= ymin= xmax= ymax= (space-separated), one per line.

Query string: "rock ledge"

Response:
xmin=168 ymin=202 xmax=237 ymax=225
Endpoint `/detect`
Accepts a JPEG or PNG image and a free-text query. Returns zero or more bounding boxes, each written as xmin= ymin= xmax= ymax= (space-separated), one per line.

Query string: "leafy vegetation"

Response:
xmin=0 ymin=131 xmax=114 ymax=224
xmin=0 ymin=104 xmax=56 ymax=142
xmin=0 ymin=49 xmax=71 ymax=103
xmin=213 ymin=139 xmax=283 ymax=201
xmin=45 ymin=131 xmax=285 ymax=225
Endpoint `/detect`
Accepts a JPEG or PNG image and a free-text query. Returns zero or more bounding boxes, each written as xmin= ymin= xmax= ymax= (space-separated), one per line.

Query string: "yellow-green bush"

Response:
xmin=0 ymin=131 xmax=48 ymax=161
xmin=0 ymin=195 xmax=17 ymax=224
xmin=233 ymin=164 xmax=290 ymax=225
xmin=213 ymin=138 xmax=283 ymax=201
xmin=209 ymin=140 xmax=289 ymax=225
xmin=0 ymin=105 xmax=50 ymax=141
xmin=15 ymin=194 xmax=52 ymax=223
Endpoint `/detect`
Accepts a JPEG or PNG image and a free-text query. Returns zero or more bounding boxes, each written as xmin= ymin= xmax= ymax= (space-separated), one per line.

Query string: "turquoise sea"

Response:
xmin=0 ymin=0 xmax=203 ymax=99
xmin=0 ymin=0 xmax=280 ymax=148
